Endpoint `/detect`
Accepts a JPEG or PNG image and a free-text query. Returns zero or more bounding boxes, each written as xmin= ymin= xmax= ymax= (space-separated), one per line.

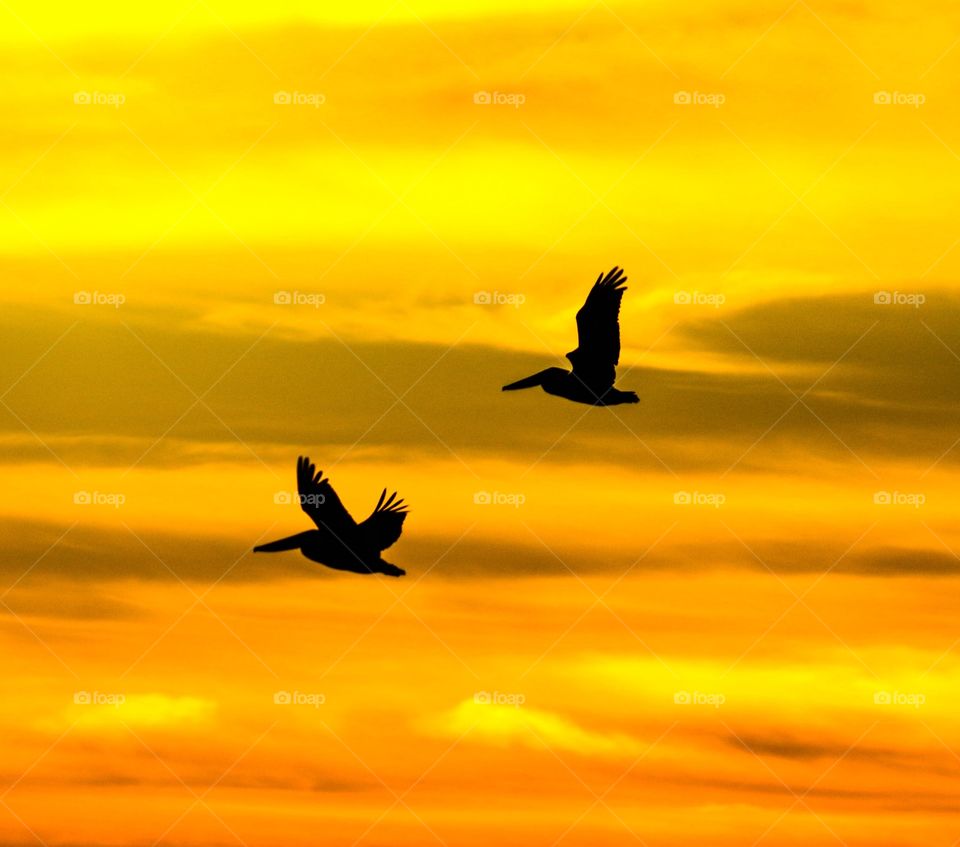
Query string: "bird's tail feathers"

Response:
xmin=253 ymin=532 xmax=312 ymax=553
xmin=502 ymin=370 xmax=552 ymax=391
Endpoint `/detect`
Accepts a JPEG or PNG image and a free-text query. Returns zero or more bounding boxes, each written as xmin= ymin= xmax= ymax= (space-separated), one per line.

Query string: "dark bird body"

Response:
xmin=502 ymin=267 xmax=639 ymax=406
xmin=254 ymin=456 xmax=408 ymax=577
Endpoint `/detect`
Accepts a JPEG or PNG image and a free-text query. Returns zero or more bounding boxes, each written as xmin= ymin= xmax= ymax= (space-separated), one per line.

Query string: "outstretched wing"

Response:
xmin=296 ymin=456 xmax=356 ymax=532
xmin=358 ymin=489 xmax=408 ymax=551
xmin=565 ymin=266 xmax=627 ymax=389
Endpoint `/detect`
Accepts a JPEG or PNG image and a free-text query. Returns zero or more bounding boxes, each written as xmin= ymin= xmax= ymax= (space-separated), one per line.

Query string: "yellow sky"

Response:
xmin=3 ymin=1 xmax=960 ymax=845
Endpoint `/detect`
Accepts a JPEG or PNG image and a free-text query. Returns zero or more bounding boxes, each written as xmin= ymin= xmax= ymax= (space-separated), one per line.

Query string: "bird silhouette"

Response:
xmin=502 ymin=266 xmax=639 ymax=405
xmin=254 ymin=456 xmax=408 ymax=577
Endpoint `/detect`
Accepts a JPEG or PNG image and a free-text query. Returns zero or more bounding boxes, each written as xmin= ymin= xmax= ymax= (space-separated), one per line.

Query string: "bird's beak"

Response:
xmin=502 ymin=372 xmax=546 ymax=391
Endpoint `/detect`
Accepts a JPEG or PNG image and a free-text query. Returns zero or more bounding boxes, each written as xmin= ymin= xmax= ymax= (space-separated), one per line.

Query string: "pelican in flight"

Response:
xmin=502 ymin=266 xmax=639 ymax=406
xmin=254 ymin=456 xmax=408 ymax=577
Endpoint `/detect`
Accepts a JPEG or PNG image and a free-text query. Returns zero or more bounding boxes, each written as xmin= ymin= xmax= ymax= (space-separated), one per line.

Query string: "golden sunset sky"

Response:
xmin=3 ymin=0 xmax=960 ymax=844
